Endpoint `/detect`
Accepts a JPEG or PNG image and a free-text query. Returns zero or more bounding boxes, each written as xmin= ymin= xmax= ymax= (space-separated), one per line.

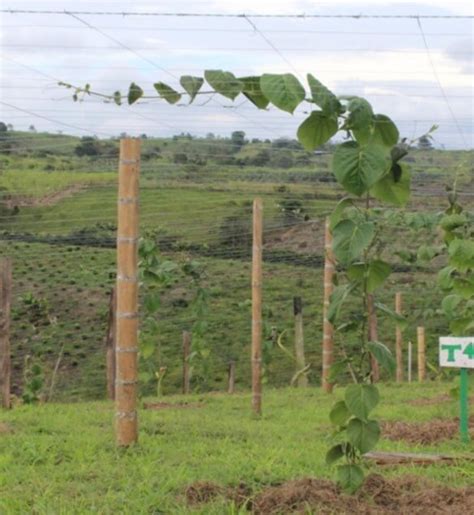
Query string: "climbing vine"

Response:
xmin=63 ymin=71 xmax=434 ymax=491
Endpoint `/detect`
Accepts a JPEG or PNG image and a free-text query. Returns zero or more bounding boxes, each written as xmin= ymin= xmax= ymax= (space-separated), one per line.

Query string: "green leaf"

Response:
xmin=328 ymin=283 xmax=357 ymax=323
xmin=367 ymin=341 xmax=395 ymax=374
xmin=453 ymin=276 xmax=474 ymax=298
xmin=204 ymin=70 xmax=243 ymax=100
xmin=113 ymin=91 xmax=121 ymax=106
xmin=180 ymin=75 xmax=204 ymax=103
xmin=307 ymin=73 xmax=342 ymax=114
xmin=372 ymin=114 xmax=399 ymax=146
xmin=441 ymin=294 xmax=464 ymax=318
xmin=326 ymin=444 xmax=345 ymax=465
xmin=330 ymin=400 xmax=351 ymax=426
xmin=153 ymin=82 xmax=181 ymax=104
xmin=367 ymin=260 xmax=391 ymax=293
xmin=329 ymin=197 xmax=353 ymax=230
xmin=440 ymin=213 xmax=468 ymax=232
xmin=140 ymin=340 xmax=155 ymax=360
xmin=438 ymin=266 xmax=456 ymax=290
xmin=260 ymin=73 xmax=305 ymax=114
xmin=337 ymin=463 xmax=365 ymax=494
xmin=239 ymin=76 xmax=269 ymax=109
xmin=345 ymin=384 xmax=379 ymax=420
xmin=332 ymin=219 xmax=375 ymax=265
xmin=417 ymin=244 xmax=440 ymax=262
xmin=347 ymin=97 xmax=374 ymax=131
xmin=138 ymin=371 xmax=153 ymax=384
xmin=333 ymin=141 xmax=387 ymax=196
xmin=448 ymin=239 xmax=474 ymax=272
xmin=347 ymin=418 xmax=381 ymax=453
xmin=297 ymin=111 xmax=338 ymax=151
xmin=374 ymin=302 xmax=407 ymax=329
xmin=128 ymin=82 xmax=143 ymax=105
xmin=144 ymin=293 xmax=161 ymax=314
xmin=370 ymin=165 xmax=411 ymax=207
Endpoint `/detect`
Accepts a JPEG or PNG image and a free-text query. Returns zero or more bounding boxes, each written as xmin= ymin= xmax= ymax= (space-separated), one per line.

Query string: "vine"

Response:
xmin=63 ymin=71 xmax=434 ymax=491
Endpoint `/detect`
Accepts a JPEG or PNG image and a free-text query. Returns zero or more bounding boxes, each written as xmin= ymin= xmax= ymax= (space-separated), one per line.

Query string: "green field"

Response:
xmin=1 ymin=384 xmax=473 ymax=513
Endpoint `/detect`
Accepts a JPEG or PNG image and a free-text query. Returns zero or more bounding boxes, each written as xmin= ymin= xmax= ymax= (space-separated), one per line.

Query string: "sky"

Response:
xmin=0 ymin=0 xmax=472 ymax=149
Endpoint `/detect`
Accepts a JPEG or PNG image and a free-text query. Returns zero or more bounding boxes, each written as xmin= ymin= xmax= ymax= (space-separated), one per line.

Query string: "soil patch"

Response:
xmin=409 ymin=394 xmax=451 ymax=406
xmin=382 ymin=417 xmax=474 ymax=445
xmin=143 ymin=401 xmax=203 ymax=410
xmin=185 ymin=474 xmax=474 ymax=514
xmin=6 ymin=185 xmax=86 ymax=209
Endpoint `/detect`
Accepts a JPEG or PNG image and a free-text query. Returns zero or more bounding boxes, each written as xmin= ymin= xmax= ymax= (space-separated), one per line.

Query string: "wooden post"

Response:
xmin=106 ymin=287 xmax=117 ymax=400
xmin=367 ymin=294 xmax=380 ymax=382
xmin=395 ymin=292 xmax=403 ymax=382
xmin=115 ymin=138 xmax=140 ymax=446
xmin=228 ymin=361 xmax=235 ymax=394
xmin=417 ymin=326 xmax=426 ymax=382
xmin=293 ymin=296 xmax=308 ymax=387
xmin=182 ymin=330 xmax=191 ymax=394
xmin=408 ymin=341 xmax=413 ymax=383
xmin=322 ymin=218 xmax=335 ymax=393
xmin=251 ymin=197 xmax=263 ymax=416
xmin=0 ymin=258 xmax=12 ymax=409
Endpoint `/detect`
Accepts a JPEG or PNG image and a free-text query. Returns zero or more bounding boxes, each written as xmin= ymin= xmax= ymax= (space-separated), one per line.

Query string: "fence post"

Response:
xmin=228 ymin=361 xmax=236 ymax=394
xmin=417 ymin=326 xmax=426 ymax=382
xmin=293 ymin=296 xmax=308 ymax=387
xmin=395 ymin=292 xmax=403 ymax=382
xmin=106 ymin=287 xmax=117 ymax=400
xmin=251 ymin=197 xmax=263 ymax=416
xmin=408 ymin=341 xmax=412 ymax=383
xmin=115 ymin=138 xmax=140 ymax=446
xmin=322 ymin=218 xmax=335 ymax=393
xmin=182 ymin=330 xmax=191 ymax=394
xmin=367 ymin=294 xmax=380 ymax=382
xmin=0 ymin=258 xmax=12 ymax=409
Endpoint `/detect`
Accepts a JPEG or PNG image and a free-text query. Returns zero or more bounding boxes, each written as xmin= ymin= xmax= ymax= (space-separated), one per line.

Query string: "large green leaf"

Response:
xmin=347 ymin=260 xmax=391 ymax=292
xmin=128 ymin=82 xmax=143 ymax=105
xmin=328 ymin=283 xmax=357 ymax=323
xmin=372 ymin=114 xmax=399 ymax=146
xmin=438 ymin=266 xmax=456 ymax=290
xmin=239 ymin=76 xmax=269 ymax=109
xmin=326 ymin=444 xmax=345 ymax=465
xmin=204 ymin=70 xmax=243 ymax=100
xmin=345 ymin=384 xmax=379 ymax=420
xmin=329 ymin=400 xmax=351 ymax=426
xmin=333 ymin=141 xmax=387 ymax=196
xmin=374 ymin=302 xmax=407 ymax=329
xmin=347 ymin=97 xmax=374 ymax=131
xmin=441 ymin=294 xmax=464 ymax=318
xmin=332 ymin=219 xmax=375 ymax=265
xmin=367 ymin=341 xmax=395 ymax=374
xmin=371 ymin=165 xmax=411 ymax=206
xmin=453 ymin=276 xmax=474 ymax=298
xmin=337 ymin=463 xmax=365 ymax=493
xmin=347 ymin=418 xmax=380 ymax=453
xmin=180 ymin=75 xmax=204 ymax=103
xmin=448 ymin=239 xmax=474 ymax=272
xmin=297 ymin=111 xmax=338 ymax=151
xmin=329 ymin=197 xmax=354 ymax=230
xmin=260 ymin=73 xmax=305 ymax=114
xmin=153 ymin=82 xmax=181 ymax=104
xmin=307 ymin=73 xmax=342 ymax=114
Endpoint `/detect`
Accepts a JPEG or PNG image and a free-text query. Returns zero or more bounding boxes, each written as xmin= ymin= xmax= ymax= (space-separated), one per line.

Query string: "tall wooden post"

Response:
xmin=322 ymin=218 xmax=335 ymax=393
xmin=417 ymin=326 xmax=426 ymax=382
xmin=115 ymin=138 xmax=140 ymax=446
xmin=407 ymin=341 xmax=413 ymax=383
xmin=106 ymin=287 xmax=117 ymax=400
xmin=293 ymin=296 xmax=308 ymax=387
xmin=182 ymin=330 xmax=191 ymax=394
xmin=395 ymin=292 xmax=403 ymax=382
xmin=251 ymin=197 xmax=263 ymax=416
xmin=0 ymin=259 xmax=12 ymax=409
xmin=227 ymin=361 xmax=236 ymax=394
xmin=367 ymin=294 xmax=380 ymax=382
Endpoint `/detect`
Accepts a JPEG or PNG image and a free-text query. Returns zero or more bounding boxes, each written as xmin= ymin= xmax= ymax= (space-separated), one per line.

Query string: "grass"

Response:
xmin=0 ymin=383 xmax=472 ymax=513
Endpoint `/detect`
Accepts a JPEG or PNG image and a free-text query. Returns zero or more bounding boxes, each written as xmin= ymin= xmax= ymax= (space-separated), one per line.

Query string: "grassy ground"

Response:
xmin=0 ymin=384 xmax=472 ymax=513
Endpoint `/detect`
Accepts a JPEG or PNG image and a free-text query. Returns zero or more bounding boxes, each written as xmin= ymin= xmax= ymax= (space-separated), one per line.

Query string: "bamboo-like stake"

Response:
xmin=395 ymin=292 xmax=403 ymax=382
xmin=367 ymin=294 xmax=380 ymax=382
xmin=322 ymin=218 xmax=335 ymax=393
xmin=417 ymin=326 xmax=426 ymax=382
xmin=106 ymin=287 xmax=117 ymax=400
xmin=293 ymin=296 xmax=308 ymax=387
xmin=182 ymin=330 xmax=191 ymax=394
xmin=115 ymin=138 xmax=140 ymax=446
xmin=407 ymin=341 xmax=412 ymax=383
xmin=0 ymin=258 xmax=12 ymax=409
xmin=228 ymin=361 xmax=236 ymax=394
xmin=251 ymin=197 xmax=263 ymax=416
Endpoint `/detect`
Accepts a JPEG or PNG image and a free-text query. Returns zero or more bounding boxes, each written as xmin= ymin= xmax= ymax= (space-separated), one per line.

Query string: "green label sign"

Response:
xmin=439 ymin=337 xmax=474 ymax=369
